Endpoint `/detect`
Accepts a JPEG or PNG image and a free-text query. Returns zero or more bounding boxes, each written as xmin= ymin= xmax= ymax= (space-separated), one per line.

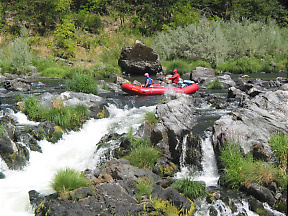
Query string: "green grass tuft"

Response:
xmin=51 ymin=168 xmax=89 ymax=196
xmin=172 ymin=178 xmax=207 ymax=200
xmin=206 ymin=79 xmax=222 ymax=89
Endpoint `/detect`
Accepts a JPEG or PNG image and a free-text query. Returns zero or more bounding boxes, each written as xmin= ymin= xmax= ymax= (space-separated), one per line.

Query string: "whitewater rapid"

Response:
xmin=0 ymin=104 xmax=154 ymax=216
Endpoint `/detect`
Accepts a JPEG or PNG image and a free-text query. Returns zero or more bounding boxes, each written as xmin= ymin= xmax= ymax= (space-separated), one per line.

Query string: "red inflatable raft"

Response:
xmin=121 ymin=81 xmax=199 ymax=95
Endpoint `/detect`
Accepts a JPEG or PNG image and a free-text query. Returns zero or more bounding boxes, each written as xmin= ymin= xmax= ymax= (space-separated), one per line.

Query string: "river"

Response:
xmin=0 ymin=72 xmax=286 ymax=215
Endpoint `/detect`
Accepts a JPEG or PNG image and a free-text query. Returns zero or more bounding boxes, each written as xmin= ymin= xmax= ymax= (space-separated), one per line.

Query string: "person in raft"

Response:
xmin=143 ymin=73 xmax=153 ymax=87
xmin=168 ymin=69 xmax=180 ymax=86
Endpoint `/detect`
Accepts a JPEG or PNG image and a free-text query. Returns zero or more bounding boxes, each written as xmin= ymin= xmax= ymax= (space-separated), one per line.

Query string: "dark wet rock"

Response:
xmin=0 ymin=171 xmax=5 ymax=179
xmin=184 ymin=133 xmax=203 ymax=170
xmin=0 ymin=122 xmax=29 ymax=169
xmin=153 ymin=156 xmax=178 ymax=177
xmin=118 ymin=40 xmax=162 ymax=76
xmin=243 ymin=184 xmax=276 ymax=207
xmin=28 ymin=121 xmax=65 ymax=145
xmin=33 ymin=159 xmax=193 ymax=216
xmin=4 ymin=78 xmax=32 ymax=91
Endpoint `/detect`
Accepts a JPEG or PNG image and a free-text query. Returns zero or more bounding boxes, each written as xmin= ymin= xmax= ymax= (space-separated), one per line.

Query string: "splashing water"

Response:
xmin=0 ymin=104 xmax=155 ymax=216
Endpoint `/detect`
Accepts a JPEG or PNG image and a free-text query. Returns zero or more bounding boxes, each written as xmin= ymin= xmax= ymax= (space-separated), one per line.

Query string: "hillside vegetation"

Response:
xmin=0 ymin=0 xmax=287 ymax=78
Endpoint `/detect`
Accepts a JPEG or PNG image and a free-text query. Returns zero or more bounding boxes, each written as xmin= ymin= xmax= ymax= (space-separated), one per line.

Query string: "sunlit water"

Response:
xmin=0 ymin=104 xmax=155 ymax=216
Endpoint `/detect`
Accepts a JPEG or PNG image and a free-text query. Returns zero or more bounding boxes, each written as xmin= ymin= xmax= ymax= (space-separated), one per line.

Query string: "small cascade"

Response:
xmin=194 ymin=132 xmax=219 ymax=187
xmin=175 ymin=131 xmax=219 ymax=187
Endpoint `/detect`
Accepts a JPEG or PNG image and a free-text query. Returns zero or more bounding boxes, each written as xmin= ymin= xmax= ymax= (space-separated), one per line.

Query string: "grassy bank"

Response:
xmin=219 ymin=132 xmax=288 ymax=190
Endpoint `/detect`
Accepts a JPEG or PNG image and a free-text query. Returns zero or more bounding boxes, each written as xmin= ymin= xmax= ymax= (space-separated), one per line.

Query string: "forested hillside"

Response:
xmin=0 ymin=0 xmax=287 ymax=77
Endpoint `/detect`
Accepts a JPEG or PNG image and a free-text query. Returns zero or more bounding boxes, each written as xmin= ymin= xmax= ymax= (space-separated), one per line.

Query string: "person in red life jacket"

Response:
xmin=168 ymin=69 xmax=180 ymax=86
xmin=143 ymin=73 xmax=153 ymax=87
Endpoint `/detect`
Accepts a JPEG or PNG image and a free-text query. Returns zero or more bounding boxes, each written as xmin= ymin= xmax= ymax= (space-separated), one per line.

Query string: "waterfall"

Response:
xmin=175 ymin=131 xmax=219 ymax=187
xmin=194 ymin=132 xmax=219 ymax=187
xmin=0 ymin=104 xmax=155 ymax=216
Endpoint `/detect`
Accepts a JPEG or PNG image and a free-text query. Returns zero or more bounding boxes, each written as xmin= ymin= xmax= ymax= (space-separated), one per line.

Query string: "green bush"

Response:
xmin=52 ymin=19 xmax=77 ymax=59
xmin=153 ymin=18 xmax=288 ymax=69
xmin=164 ymin=60 xmax=190 ymax=75
xmin=126 ymin=145 xmax=160 ymax=170
xmin=74 ymin=11 xmax=103 ymax=34
xmin=51 ymin=168 xmax=89 ymax=196
xmin=32 ymin=56 xmax=70 ymax=78
xmin=216 ymin=56 xmax=278 ymax=74
xmin=9 ymin=28 xmax=32 ymax=75
xmin=189 ymin=60 xmax=211 ymax=70
xmin=171 ymin=178 xmax=206 ymax=200
xmin=65 ymin=72 xmax=98 ymax=95
xmin=91 ymin=63 xmax=121 ymax=78
xmin=269 ymin=132 xmax=288 ymax=189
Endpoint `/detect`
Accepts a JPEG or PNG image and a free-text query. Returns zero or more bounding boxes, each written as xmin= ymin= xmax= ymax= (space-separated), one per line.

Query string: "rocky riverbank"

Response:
xmin=0 ymin=71 xmax=287 ymax=215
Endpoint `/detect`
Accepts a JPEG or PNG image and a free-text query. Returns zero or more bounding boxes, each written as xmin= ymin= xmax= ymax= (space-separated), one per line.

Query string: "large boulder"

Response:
xmin=212 ymin=90 xmax=288 ymax=160
xmin=151 ymin=95 xmax=198 ymax=164
xmin=118 ymin=40 xmax=163 ymax=76
xmin=190 ymin=67 xmax=215 ymax=84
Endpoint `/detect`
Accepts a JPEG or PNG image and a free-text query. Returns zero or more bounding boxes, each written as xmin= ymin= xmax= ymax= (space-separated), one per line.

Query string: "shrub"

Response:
xmin=9 ymin=27 xmax=32 ymax=75
xmin=216 ymin=56 xmax=278 ymax=74
xmin=52 ymin=19 xmax=76 ymax=59
xmin=171 ymin=178 xmax=207 ymax=200
xmin=240 ymin=161 xmax=278 ymax=187
xmin=51 ymin=168 xmax=89 ymax=198
xmin=164 ymin=60 xmax=190 ymax=75
xmin=269 ymin=132 xmax=288 ymax=189
xmin=189 ymin=60 xmax=211 ymax=70
xmin=65 ymin=72 xmax=98 ymax=95
xmin=219 ymin=138 xmax=250 ymax=189
xmin=91 ymin=63 xmax=121 ymax=78
xmin=151 ymin=199 xmax=195 ymax=216
xmin=32 ymin=56 xmax=70 ymax=78
xmin=74 ymin=11 xmax=103 ymax=34
xmin=153 ymin=18 xmax=288 ymax=69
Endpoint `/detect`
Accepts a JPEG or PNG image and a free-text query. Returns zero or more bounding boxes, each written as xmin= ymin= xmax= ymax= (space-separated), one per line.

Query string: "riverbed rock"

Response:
xmin=213 ymin=90 xmax=288 ymax=159
xmin=118 ymin=40 xmax=163 ymax=76
xmin=4 ymin=78 xmax=32 ymax=91
xmin=151 ymin=95 xmax=198 ymax=164
xmin=38 ymin=91 xmax=109 ymax=119
xmin=32 ymin=159 xmax=193 ymax=216
xmin=190 ymin=67 xmax=215 ymax=84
